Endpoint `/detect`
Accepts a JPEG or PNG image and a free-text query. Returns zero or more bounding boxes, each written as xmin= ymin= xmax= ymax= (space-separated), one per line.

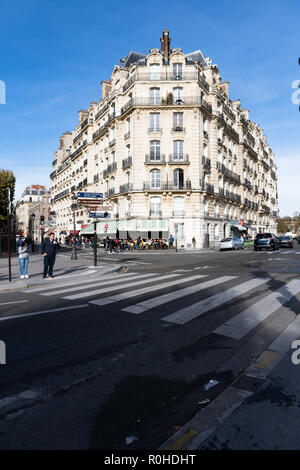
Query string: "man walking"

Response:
xmin=41 ymin=232 xmax=60 ymax=279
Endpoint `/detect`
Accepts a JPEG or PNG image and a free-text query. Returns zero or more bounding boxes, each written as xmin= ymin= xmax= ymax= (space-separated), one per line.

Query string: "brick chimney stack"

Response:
xmin=160 ymin=28 xmax=171 ymax=60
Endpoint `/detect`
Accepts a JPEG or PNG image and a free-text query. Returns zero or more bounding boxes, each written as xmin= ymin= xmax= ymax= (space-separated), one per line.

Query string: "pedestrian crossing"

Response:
xmin=16 ymin=270 xmax=300 ymax=342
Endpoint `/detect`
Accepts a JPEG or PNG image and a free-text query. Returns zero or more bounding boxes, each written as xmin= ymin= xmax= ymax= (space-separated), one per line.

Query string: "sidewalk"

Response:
xmin=0 ymin=249 xmax=121 ymax=292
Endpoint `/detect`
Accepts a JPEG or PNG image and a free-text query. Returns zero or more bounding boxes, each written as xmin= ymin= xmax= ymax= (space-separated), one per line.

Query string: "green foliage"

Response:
xmin=277 ymin=215 xmax=300 ymax=234
xmin=0 ymin=169 xmax=16 ymax=227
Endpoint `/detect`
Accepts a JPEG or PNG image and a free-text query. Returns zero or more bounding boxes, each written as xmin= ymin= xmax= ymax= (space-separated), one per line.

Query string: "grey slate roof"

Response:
xmin=120 ymin=51 xmax=147 ymax=68
xmin=185 ymin=50 xmax=209 ymax=66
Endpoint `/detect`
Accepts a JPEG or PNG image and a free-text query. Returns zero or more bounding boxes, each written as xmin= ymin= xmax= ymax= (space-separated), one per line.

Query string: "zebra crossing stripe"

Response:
xmin=89 ymin=275 xmax=207 ymax=306
xmin=63 ymin=274 xmax=180 ymax=300
xmin=122 ymin=276 xmax=236 ymax=314
xmin=41 ymin=273 xmax=156 ymax=296
xmin=162 ymin=277 xmax=268 ymax=325
xmin=214 ymin=279 xmax=300 ymax=340
xmin=22 ymin=272 xmax=137 ymax=294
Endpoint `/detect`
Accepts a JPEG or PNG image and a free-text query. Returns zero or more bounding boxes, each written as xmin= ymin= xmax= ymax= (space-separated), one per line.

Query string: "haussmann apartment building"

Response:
xmin=50 ymin=29 xmax=278 ymax=248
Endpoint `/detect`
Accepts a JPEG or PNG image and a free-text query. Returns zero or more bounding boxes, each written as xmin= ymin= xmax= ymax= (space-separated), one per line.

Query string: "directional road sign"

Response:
xmin=77 ymin=192 xmax=103 ymax=199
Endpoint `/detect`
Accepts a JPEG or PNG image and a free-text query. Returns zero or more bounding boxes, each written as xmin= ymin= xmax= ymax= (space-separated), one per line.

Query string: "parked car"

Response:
xmin=219 ymin=237 xmax=244 ymax=251
xmin=279 ymin=235 xmax=294 ymax=248
xmin=254 ymin=233 xmax=280 ymax=251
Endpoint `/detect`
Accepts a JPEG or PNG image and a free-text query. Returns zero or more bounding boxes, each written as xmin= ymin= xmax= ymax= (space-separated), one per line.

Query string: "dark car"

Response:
xmin=279 ymin=235 xmax=293 ymax=248
xmin=254 ymin=233 xmax=280 ymax=251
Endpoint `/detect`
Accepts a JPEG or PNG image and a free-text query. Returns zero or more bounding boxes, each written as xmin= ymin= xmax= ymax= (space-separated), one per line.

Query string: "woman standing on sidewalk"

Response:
xmin=18 ymin=241 xmax=30 ymax=279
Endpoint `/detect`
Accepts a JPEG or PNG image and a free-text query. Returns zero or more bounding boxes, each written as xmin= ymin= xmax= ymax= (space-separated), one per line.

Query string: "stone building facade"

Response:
xmin=15 ymin=185 xmax=51 ymax=237
xmin=50 ymin=29 xmax=278 ymax=247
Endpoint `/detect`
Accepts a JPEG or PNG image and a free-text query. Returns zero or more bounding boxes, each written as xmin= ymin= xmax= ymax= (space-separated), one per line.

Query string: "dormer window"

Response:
xmin=150 ymin=64 xmax=160 ymax=81
xmin=173 ymin=63 xmax=183 ymax=80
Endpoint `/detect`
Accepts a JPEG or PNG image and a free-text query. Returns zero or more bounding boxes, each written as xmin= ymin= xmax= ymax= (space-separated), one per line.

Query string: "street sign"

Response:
xmin=89 ymin=212 xmax=109 ymax=218
xmin=77 ymin=199 xmax=104 ymax=205
xmin=77 ymin=192 xmax=103 ymax=199
xmin=105 ymin=224 xmax=108 ymax=229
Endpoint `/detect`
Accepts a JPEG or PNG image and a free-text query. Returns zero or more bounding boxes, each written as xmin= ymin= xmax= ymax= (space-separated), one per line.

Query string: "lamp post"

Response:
xmin=71 ymin=194 xmax=77 ymax=260
xmin=31 ymin=213 xmax=35 ymax=252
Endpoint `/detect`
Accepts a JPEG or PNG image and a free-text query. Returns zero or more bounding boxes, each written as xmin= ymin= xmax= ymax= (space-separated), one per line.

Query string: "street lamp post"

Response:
xmin=31 ymin=213 xmax=35 ymax=252
xmin=71 ymin=194 xmax=77 ymax=260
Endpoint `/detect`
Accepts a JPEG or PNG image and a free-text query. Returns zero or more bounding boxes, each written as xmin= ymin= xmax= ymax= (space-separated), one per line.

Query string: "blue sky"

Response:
xmin=0 ymin=0 xmax=299 ymax=215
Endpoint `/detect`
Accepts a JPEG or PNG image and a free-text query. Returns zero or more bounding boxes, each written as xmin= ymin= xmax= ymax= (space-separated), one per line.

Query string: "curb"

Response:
xmin=158 ymin=347 xmax=286 ymax=450
xmin=0 ymin=264 xmax=122 ymax=293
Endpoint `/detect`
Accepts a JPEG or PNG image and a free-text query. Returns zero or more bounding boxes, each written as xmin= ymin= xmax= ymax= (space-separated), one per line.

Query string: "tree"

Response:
xmin=0 ymin=169 xmax=16 ymax=228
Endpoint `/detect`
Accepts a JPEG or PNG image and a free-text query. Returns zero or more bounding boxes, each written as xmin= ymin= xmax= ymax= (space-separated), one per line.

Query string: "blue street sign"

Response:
xmin=89 ymin=212 xmax=108 ymax=218
xmin=77 ymin=192 xmax=103 ymax=199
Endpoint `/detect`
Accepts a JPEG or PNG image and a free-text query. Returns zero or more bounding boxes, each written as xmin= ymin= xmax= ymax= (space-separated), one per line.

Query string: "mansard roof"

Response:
xmin=120 ymin=51 xmax=147 ymax=68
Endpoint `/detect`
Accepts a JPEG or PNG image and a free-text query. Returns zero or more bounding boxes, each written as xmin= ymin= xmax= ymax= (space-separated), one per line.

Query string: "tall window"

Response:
xmin=173 ymin=140 xmax=183 ymax=160
xmin=126 ymin=118 xmax=130 ymax=133
xmin=150 ymin=169 xmax=161 ymax=188
xmin=173 ymin=63 xmax=183 ymax=79
xmin=174 ymin=168 xmax=184 ymax=188
xmin=150 ymin=141 xmax=161 ymax=160
xmin=173 ymin=196 xmax=184 ymax=216
xmin=149 ymin=64 xmax=160 ymax=80
xmin=177 ymin=223 xmax=184 ymax=240
xmin=150 ymin=88 xmax=160 ymax=105
xmin=150 ymin=113 xmax=160 ymax=131
xmin=150 ymin=196 xmax=161 ymax=215
xmin=173 ymin=112 xmax=183 ymax=130
xmin=173 ymin=87 xmax=183 ymax=104
xmin=203 ymin=118 xmax=208 ymax=132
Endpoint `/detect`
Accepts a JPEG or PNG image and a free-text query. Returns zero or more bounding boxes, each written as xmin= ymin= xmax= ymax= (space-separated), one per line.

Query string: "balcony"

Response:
xmin=172 ymin=126 xmax=185 ymax=133
xmin=105 ymin=188 xmax=115 ymax=197
xmin=119 ymin=183 xmax=133 ymax=194
xmin=103 ymin=162 xmax=117 ymax=178
xmin=143 ymin=181 xmax=191 ymax=192
xmin=122 ymin=156 xmax=132 ymax=169
xmin=225 ymin=191 xmax=241 ymax=203
xmin=169 ymin=154 xmax=189 ymax=164
xmin=201 ymin=182 xmax=214 ymax=194
xmin=244 ymin=179 xmax=253 ymax=189
xmin=202 ymin=156 xmax=211 ymax=168
xmin=173 ymin=210 xmax=185 ymax=217
xmin=148 ymin=127 xmax=162 ymax=133
xmin=50 ymin=170 xmax=56 ymax=180
xmin=122 ymin=71 xmax=210 ymax=92
xmin=54 ymin=188 xmax=70 ymax=202
xmin=109 ymin=138 xmax=116 ymax=147
xmin=120 ymin=97 xmax=211 ymax=115
xmin=149 ymin=209 xmax=162 ymax=217
xmin=124 ymin=131 xmax=130 ymax=140
xmin=145 ymin=154 xmax=166 ymax=164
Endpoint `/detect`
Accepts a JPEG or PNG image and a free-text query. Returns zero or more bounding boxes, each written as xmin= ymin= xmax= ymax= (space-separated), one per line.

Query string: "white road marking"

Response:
xmin=0 ymin=305 xmax=89 ymax=322
xmin=214 ymin=280 xmax=300 ymax=340
xmin=22 ymin=272 xmax=137 ymax=294
xmin=64 ymin=273 xmax=179 ymax=300
xmin=90 ymin=275 xmax=207 ymax=306
xmin=162 ymin=278 xmax=268 ymax=325
xmin=0 ymin=300 xmax=29 ymax=306
xmin=41 ymin=273 xmax=157 ymax=296
xmin=122 ymin=276 xmax=236 ymax=314
xmin=268 ymin=314 xmax=300 ymax=352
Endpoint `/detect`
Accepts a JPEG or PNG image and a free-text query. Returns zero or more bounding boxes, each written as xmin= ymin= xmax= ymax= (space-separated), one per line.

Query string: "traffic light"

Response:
xmin=40 ymin=215 xmax=45 ymax=225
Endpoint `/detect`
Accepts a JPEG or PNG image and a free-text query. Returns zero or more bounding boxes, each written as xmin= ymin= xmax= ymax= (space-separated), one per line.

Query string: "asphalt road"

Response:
xmin=0 ymin=245 xmax=300 ymax=449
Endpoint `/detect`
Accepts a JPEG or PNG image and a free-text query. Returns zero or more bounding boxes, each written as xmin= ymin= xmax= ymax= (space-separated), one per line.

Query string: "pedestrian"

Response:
xmin=41 ymin=232 xmax=60 ymax=279
xmin=169 ymin=234 xmax=174 ymax=248
xmin=18 ymin=240 xmax=30 ymax=279
xmin=192 ymin=237 xmax=197 ymax=249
